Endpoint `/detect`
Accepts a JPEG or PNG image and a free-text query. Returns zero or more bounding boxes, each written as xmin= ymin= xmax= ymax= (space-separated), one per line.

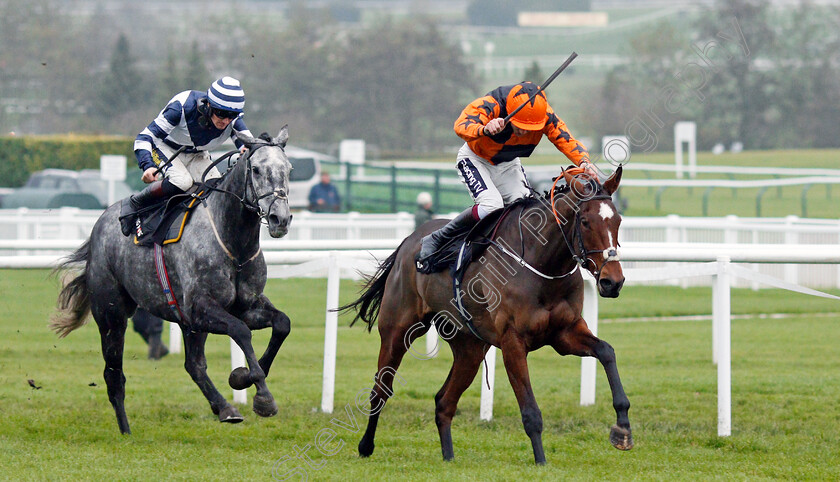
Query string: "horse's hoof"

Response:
xmin=358 ymin=440 xmax=374 ymax=458
xmin=610 ymin=425 xmax=634 ymax=450
xmin=253 ymin=394 xmax=278 ymax=417
xmin=229 ymin=367 xmax=253 ymax=390
xmin=219 ymin=405 xmax=244 ymax=424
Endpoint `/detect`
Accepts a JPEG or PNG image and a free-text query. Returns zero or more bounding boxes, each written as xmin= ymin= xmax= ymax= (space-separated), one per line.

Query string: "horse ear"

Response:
xmin=602 ymin=165 xmax=623 ymax=195
xmin=235 ymin=131 xmax=255 ymax=146
xmin=276 ymin=125 xmax=289 ymax=148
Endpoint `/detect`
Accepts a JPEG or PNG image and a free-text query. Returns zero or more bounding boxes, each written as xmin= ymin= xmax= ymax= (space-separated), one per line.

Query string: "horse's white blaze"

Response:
xmin=598 ymin=201 xmax=614 ymax=220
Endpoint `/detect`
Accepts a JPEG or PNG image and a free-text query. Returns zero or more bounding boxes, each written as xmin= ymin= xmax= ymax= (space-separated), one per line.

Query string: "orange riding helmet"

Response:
xmin=506 ymin=83 xmax=548 ymax=131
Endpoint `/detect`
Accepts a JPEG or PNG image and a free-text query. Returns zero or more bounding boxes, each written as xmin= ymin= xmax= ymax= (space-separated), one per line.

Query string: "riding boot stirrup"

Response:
xmin=415 ymin=207 xmax=478 ymax=272
xmin=119 ymin=180 xmax=180 ymax=237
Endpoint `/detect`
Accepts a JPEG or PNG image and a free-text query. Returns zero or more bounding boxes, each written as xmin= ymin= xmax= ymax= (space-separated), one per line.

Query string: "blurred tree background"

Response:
xmin=0 ymin=0 xmax=838 ymax=155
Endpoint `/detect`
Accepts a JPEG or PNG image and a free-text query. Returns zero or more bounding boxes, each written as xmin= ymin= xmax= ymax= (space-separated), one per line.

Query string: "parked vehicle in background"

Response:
xmin=0 ymin=169 xmax=136 ymax=209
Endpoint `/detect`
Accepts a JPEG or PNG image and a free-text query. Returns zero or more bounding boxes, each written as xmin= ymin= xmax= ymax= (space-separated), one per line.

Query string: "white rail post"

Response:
xmin=59 ymin=207 xmax=78 ymax=240
xmin=836 ymin=218 xmax=840 ymax=289
xmin=784 ymin=216 xmax=799 ymax=284
xmin=15 ymin=208 xmax=28 ymax=257
xmin=321 ymin=251 xmax=341 ymax=413
xmin=580 ymin=277 xmax=599 ymax=406
xmin=169 ymin=323 xmax=182 ymax=354
xmin=479 ymin=346 xmax=497 ymax=421
xmin=231 ymin=339 xmax=247 ymax=404
xmin=713 ymin=256 xmax=732 ymax=436
xmin=665 ymin=215 xmax=681 ymax=287
xmin=425 ymin=325 xmax=439 ymax=358
xmin=674 ymin=121 xmax=697 ymax=179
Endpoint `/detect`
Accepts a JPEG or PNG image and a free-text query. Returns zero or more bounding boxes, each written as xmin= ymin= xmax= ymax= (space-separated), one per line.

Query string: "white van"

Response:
xmin=283 ymin=145 xmax=334 ymax=209
xmin=211 ymin=143 xmax=334 ymax=210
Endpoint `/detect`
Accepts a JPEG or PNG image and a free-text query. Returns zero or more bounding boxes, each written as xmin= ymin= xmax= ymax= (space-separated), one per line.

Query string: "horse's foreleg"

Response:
xmin=190 ymin=295 xmax=277 ymax=418
xmin=500 ymin=333 xmax=546 ymax=465
xmin=358 ymin=316 xmax=427 ymax=458
xmin=95 ymin=311 xmax=130 ymax=434
xmin=434 ymin=334 xmax=486 ymax=461
xmin=182 ymin=330 xmax=243 ymax=423
xmin=593 ymin=338 xmax=633 ymax=450
xmin=553 ymin=319 xmax=633 ymax=450
xmin=237 ymin=295 xmax=291 ymax=377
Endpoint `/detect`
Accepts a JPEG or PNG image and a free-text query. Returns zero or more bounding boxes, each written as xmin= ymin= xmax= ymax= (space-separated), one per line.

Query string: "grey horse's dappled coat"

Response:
xmin=52 ymin=127 xmax=294 ymax=434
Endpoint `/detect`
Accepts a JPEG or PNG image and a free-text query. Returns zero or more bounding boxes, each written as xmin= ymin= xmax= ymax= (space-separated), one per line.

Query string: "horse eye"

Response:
xmin=253 ymin=166 xmax=261 ymax=175
xmin=581 ymin=218 xmax=590 ymax=228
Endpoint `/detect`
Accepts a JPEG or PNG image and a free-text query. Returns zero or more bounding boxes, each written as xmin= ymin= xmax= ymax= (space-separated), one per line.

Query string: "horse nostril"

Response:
xmin=598 ymin=277 xmax=624 ymax=297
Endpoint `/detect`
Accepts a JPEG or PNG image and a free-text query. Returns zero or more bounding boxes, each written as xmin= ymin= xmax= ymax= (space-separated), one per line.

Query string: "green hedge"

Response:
xmin=0 ymin=135 xmax=134 ymax=188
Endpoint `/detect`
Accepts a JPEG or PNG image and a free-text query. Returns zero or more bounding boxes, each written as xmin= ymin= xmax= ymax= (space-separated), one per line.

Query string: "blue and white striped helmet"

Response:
xmin=207 ymin=76 xmax=245 ymax=113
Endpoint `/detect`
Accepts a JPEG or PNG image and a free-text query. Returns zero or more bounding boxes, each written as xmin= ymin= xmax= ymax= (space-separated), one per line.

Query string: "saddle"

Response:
xmin=419 ymin=202 xmax=519 ymax=275
xmin=132 ymin=181 xmax=217 ymax=247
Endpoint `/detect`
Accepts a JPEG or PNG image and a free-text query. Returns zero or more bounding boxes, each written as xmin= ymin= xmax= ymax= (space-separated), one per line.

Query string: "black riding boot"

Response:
xmin=147 ymin=332 xmax=169 ymax=360
xmin=119 ymin=179 xmax=183 ymax=237
xmin=416 ymin=207 xmax=479 ymax=271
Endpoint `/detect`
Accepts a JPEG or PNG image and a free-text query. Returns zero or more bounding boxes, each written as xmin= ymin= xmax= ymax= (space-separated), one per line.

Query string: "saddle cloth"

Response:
xmin=133 ymin=190 xmax=207 ymax=247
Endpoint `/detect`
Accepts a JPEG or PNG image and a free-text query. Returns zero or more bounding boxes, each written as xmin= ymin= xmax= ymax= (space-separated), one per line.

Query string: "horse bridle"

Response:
xmin=549 ymin=176 xmax=620 ymax=281
xmin=201 ymin=141 xmax=290 ymax=224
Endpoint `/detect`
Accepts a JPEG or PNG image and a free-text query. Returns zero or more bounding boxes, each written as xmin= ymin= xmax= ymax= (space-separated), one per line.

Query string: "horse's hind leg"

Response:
xmin=182 ymin=330 xmax=244 ymax=424
xmin=499 ymin=333 xmax=546 ymax=465
xmin=93 ymin=306 xmax=131 ymax=434
xmin=553 ymin=319 xmax=633 ymax=450
xmin=358 ymin=313 xmax=428 ymax=458
xmin=434 ymin=334 xmax=487 ymax=461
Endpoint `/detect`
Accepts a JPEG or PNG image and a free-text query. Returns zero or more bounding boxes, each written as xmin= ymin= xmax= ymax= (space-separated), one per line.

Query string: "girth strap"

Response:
xmin=154 ymin=243 xmax=188 ymax=322
xmin=452 ymin=241 xmax=492 ymax=345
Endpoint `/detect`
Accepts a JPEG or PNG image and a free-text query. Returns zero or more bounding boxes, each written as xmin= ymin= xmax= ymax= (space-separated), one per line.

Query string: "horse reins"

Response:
xmin=197 ymin=142 xmax=290 ymax=270
xmin=199 ymin=142 xmax=289 ymax=225
xmin=548 ymin=172 xmax=620 ymax=281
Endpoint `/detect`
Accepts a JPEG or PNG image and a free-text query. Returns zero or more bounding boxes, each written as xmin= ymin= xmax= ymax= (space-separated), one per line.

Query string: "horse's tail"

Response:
xmin=50 ymin=239 xmax=92 ymax=338
xmin=338 ymin=240 xmax=406 ymax=332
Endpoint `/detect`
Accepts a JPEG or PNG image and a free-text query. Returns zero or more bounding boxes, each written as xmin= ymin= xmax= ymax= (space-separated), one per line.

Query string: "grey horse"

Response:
xmin=52 ymin=127 xmax=293 ymax=434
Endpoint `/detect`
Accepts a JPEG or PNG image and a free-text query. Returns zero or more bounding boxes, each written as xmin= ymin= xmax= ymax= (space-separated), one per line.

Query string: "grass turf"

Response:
xmin=1 ymin=269 xmax=838 ymax=480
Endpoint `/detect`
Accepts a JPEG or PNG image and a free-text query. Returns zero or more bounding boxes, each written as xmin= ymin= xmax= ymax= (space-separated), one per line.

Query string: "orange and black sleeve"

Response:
xmin=454 ymin=95 xmax=501 ymax=142
xmin=544 ymin=106 xmax=590 ymax=166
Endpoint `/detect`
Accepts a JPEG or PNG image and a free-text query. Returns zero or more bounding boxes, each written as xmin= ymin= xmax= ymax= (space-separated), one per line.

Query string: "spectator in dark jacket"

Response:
xmin=308 ymin=172 xmax=341 ymax=212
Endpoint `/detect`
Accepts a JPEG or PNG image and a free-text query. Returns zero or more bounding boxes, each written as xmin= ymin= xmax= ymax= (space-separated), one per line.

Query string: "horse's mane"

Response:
xmin=514 ymin=176 xmax=605 ymax=212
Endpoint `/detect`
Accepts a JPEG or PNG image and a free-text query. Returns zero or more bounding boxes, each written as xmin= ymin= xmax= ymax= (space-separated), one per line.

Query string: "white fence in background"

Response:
xmin=0 ymin=209 xmax=418 ymax=246
xmin=4 ymin=209 xmax=840 ymax=287
xmin=3 ymin=210 xmax=840 ymax=436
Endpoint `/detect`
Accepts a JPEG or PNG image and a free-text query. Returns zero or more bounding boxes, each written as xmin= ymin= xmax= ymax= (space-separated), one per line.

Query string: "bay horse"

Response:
xmin=51 ymin=128 xmax=293 ymax=434
xmin=341 ymin=167 xmax=632 ymax=464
